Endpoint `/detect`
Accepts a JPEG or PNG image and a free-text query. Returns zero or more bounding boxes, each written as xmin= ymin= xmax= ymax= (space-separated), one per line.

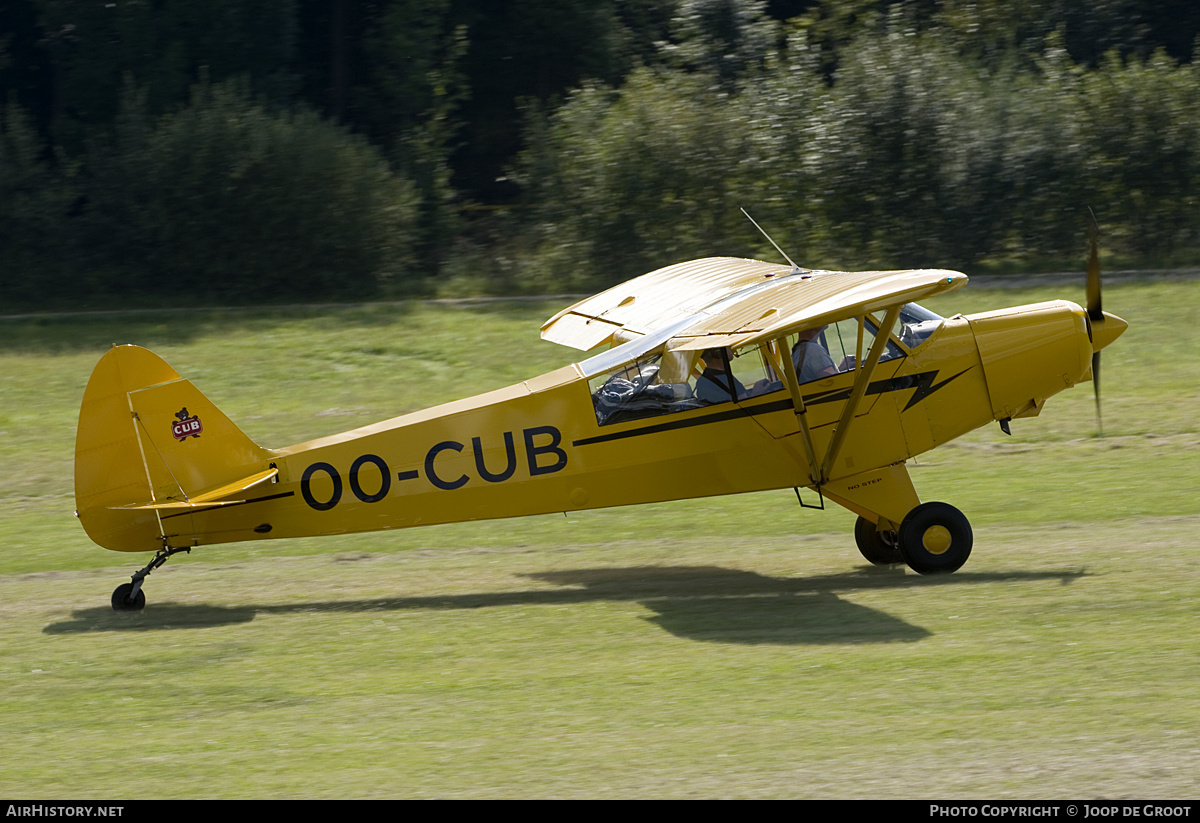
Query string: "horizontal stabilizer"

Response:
xmin=110 ymin=467 xmax=278 ymax=511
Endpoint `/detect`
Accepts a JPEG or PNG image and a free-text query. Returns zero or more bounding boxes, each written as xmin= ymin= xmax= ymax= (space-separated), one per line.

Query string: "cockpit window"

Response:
xmin=586 ymin=306 xmax=935 ymax=425
xmin=790 ymin=315 xmax=905 ymax=384
xmin=588 ymin=345 xmax=786 ymax=425
xmin=589 ymin=352 xmax=703 ymax=426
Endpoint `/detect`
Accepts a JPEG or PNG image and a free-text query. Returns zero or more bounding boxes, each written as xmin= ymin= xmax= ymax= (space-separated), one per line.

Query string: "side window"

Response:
xmin=790 ymin=317 xmax=904 ymax=385
xmin=589 ymin=345 xmax=788 ymax=426
xmin=694 ymin=346 xmax=786 ymax=406
xmin=589 ymin=352 xmax=702 ymax=426
xmin=588 ymin=314 xmax=913 ymax=424
xmin=726 ymin=345 xmax=786 ymax=398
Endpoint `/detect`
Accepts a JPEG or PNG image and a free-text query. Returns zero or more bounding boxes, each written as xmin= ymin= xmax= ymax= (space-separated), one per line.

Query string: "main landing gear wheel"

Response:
xmin=898 ymin=502 xmax=973 ymax=575
xmin=854 ymin=516 xmax=902 ymax=565
xmin=111 ymin=582 xmax=146 ymax=611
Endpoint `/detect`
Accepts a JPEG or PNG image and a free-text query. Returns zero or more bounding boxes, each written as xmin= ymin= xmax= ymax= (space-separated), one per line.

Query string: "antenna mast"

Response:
xmin=741 ymin=207 xmax=802 ymax=271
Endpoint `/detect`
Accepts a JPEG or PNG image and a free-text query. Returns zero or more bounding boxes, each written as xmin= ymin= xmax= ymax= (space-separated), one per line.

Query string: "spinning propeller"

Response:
xmin=1083 ymin=208 xmax=1128 ymax=436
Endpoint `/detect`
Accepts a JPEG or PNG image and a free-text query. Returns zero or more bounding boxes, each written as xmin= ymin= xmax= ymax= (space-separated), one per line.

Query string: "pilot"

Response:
xmin=696 ymin=348 xmax=748 ymax=404
xmin=696 ymin=348 xmax=779 ymax=403
xmin=792 ymin=326 xmax=838 ymax=383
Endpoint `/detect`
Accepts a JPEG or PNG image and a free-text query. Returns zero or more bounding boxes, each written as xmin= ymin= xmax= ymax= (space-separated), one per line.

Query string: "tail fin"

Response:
xmin=75 ymin=345 xmax=271 ymax=552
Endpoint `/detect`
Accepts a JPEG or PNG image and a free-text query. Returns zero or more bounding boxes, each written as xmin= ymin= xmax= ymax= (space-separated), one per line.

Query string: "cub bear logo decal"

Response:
xmin=171 ymin=407 xmax=203 ymax=441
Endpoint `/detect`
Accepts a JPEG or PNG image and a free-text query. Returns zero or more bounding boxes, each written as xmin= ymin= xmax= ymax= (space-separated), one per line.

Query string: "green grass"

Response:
xmin=1 ymin=280 xmax=1198 ymax=797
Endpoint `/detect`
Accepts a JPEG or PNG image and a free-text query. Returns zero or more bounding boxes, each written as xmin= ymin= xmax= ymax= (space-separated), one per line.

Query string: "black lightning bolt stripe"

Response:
xmin=572 ymin=368 xmax=971 ymax=447
xmin=897 ymin=369 xmax=970 ymax=411
xmin=572 ymin=398 xmax=794 ymax=446
xmin=804 ymin=368 xmax=970 ymax=412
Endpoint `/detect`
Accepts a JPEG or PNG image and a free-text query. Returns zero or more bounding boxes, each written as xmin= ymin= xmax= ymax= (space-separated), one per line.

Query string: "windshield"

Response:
xmin=894 ymin=302 xmax=946 ymax=350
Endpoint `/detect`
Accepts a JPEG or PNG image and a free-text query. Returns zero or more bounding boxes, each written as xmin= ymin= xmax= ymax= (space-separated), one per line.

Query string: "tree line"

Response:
xmin=2 ymin=1 xmax=1199 ymax=308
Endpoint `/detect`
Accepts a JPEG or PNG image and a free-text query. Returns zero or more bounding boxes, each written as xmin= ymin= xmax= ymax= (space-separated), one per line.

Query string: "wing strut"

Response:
xmin=771 ymin=338 xmax=822 ymax=487
xmin=819 ymin=305 xmax=901 ymax=483
xmin=768 ymin=305 xmax=902 ymax=489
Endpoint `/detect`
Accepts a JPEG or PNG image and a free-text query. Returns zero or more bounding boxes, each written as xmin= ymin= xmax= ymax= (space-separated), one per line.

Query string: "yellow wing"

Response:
xmin=665 ymin=267 xmax=967 ymax=352
xmin=540 ymin=257 xmax=791 ymax=351
xmin=541 ymin=257 xmax=968 ymax=355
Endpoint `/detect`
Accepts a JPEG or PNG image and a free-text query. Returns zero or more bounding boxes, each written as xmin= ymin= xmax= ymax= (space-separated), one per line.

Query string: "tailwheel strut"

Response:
xmin=111 ymin=544 xmax=192 ymax=611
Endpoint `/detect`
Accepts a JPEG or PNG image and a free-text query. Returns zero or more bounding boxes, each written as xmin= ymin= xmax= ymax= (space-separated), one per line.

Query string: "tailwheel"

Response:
xmin=854 ymin=516 xmax=902 ymax=565
xmin=111 ymin=582 xmax=146 ymax=611
xmin=109 ymin=544 xmax=191 ymax=611
xmin=898 ymin=502 xmax=973 ymax=575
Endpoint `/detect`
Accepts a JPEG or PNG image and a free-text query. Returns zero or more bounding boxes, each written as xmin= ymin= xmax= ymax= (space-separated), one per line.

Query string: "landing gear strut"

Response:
xmin=111 ymin=545 xmax=191 ymax=611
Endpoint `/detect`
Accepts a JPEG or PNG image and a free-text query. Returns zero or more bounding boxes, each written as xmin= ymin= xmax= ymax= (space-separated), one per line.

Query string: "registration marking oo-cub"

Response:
xmin=299 ymin=425 xmax=568 ymax=511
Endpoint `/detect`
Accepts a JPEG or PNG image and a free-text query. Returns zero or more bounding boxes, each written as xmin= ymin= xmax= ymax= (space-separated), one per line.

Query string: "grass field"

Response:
xmin=1 ymin=278 xmax=1198 ymax=798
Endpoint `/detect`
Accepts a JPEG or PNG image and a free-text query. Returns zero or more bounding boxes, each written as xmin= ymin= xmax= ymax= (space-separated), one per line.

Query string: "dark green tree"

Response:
xmin=79 ymin=80 xmax=419 ymax=303
xmin=0 ymin=100 xmax=75 ymax=305
xmin=34 ymin=0 xmax=297 ymax=153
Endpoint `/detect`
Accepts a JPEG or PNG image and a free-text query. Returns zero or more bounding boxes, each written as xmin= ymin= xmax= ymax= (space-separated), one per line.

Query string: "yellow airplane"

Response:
xmin=76 ymin=251 xmax=1126 ymax=611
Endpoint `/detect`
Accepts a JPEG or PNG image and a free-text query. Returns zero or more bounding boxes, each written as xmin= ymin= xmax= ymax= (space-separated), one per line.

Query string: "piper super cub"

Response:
xmin=76 ymin=246 xmax=1126 ymax=610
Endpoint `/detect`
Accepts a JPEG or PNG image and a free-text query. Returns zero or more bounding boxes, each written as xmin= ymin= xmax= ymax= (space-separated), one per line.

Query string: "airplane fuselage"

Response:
xmin=90 ymin=299 xmax=1104 ymax=553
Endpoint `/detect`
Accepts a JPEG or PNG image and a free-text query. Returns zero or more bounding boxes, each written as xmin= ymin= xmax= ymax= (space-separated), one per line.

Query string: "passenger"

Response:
xmin=792 ymin=326 xmax=838 ymax=383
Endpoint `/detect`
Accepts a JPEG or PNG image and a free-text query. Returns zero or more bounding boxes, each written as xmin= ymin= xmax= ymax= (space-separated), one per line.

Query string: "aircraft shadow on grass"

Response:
xmin=44 ymin=564 xmax=1084 ymax=645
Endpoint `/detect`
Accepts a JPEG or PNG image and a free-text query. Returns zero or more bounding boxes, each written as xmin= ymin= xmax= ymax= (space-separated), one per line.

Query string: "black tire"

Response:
xmin=898 ymin=502 xmax=973 ymax=575
xmin=854 ymin=516 xmax=902 ymax=565
xmin=111 ymin=583 xmax=146 ymax=612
